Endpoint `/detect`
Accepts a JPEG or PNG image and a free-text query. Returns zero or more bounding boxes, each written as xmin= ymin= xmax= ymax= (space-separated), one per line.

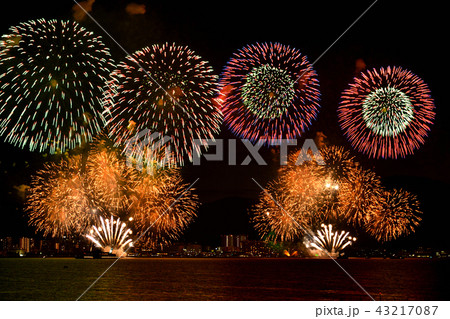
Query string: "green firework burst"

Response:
xmin=241 ymin=64 xmax=295 ymax=119
xmin=362 ymin=86 xmax=414 ymax=137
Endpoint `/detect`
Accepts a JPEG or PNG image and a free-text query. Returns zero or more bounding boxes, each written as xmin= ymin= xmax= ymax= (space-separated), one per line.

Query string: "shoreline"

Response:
xmin=1 ymin=256 xmax=447 ymax=260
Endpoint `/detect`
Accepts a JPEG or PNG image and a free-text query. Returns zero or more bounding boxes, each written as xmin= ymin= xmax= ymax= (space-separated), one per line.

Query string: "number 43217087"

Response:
xmin=375 ymin=306 xmax=438 ymax=316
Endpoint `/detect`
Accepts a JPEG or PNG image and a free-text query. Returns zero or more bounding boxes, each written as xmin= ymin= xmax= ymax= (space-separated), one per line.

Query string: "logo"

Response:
xmin=124 ymin=129 xmax=324 ymax=169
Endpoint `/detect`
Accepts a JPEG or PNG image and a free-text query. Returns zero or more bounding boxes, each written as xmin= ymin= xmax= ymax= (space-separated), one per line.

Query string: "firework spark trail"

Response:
xmin=252 ymin=177 xmax=376 ymax=301
xmin=76 ymin=178 xmax=199 ymax=301
xmin=0 ymin=18 xmax=114 ymax=153
xmin=338 ymin=66 xmax=435 ymax=158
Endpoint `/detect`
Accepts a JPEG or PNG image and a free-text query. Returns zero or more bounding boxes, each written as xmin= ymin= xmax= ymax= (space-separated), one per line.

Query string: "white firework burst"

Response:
xmin=304 ymin=224 xmax=356 ymax=256
xmin=86 ymin=216 xmax=134 ymax=256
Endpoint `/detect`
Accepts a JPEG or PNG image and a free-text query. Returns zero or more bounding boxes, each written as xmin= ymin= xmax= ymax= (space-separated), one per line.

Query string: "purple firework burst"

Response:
xmin=219 ymin=42 xmax=321 ymax=144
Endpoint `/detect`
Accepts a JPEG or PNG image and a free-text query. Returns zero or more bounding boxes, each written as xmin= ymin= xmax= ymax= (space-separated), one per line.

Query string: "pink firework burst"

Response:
xmin=338 ymin=66 xmax=435 ymax=159
xmin=218 ymin=42 xmax=320 ymax=144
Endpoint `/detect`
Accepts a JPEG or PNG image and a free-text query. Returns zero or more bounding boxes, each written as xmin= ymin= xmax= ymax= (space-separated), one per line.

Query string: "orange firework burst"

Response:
xmin=366 ymin=189 xmax=422 ymax=242
xmin=318 ymin=146 xmax=355 ymax=180
xmin=338 ymin=166 xmax=384 ymax=226
xmin=280 ymin=160 xmax=329 ymax=222
xmin=86 ymin=144 xmax=138 ymax=214
xmin=129 ymin=169 xmax=199 ymax=248
xmin=26 ymin=156 xmax=95 ymax=237
xmin=251 ymin=180 xmax=309 ymax=242
xmin=252 ymin=158 xmax=330 ymax=242
xmin=252 ymin=144 xmax=406 ymax=242
xmin=26 ymin=141 xmax=199 ymax=244
xmin=282 ymin=146 xmax=357 ymax=224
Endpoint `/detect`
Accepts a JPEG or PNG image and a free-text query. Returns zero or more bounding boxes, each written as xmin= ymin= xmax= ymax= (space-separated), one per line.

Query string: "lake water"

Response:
xmin=0 ymin=258 xmax=448 ymax=301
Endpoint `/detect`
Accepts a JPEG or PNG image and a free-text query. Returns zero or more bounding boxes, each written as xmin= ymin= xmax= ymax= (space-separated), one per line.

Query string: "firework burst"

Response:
xmin=219 ymin=42 xmax=320 ymax=144
xmin=252 ymin=159 xmax=330 ymax=242
xmin=251 ymin=180 xmax=310 ymax=242
xmin=26 ymin=141 xmax=199 ymax=244
xmin=318 ymin=146 xmax=355 ymax=180
xmin=281 ymin=147 xmax=355 ymax=223
xmin=0 ymin=19 xmax=115 ymax=153
xmin=366 ymin=189 xmax=422 ymax=242
xmin=86 ymin=144 xmax=138 ymax=214
xmin=129 ymin=169 xmax=199 ymax=248
xmin=252 ymin=142 xmax=423 ymax=243
xmin=103 ymin=43 xmax=222 ymax=166
xmin=253 ymin=144 xmax=395 ymax=241
xmin=26 ymin=156 xmax=96 ymax=237
xmin=304 ymin=224 xmax=356 ymax=256
xmin=279 ymin=161 xmax=328 ymax=220
xmin=338 ymin=166 xmax=384 ymax=226
xmin=338 ymin=66 xmax=435 ymax=158
xmin=86 ymin=215 xmax=134 ymax=256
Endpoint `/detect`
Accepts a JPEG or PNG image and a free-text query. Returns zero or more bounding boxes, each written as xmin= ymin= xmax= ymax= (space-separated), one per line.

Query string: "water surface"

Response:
xmin=0 ymin=258 xmax=448 ymax=301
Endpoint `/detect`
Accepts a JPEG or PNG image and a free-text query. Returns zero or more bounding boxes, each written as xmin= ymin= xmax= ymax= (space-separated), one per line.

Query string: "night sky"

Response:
xmin=0 ymin=1 xmax=448 ymax=248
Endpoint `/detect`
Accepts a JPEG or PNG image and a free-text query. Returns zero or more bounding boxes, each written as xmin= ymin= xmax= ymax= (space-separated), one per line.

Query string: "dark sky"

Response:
xmin=0 ymin=1 xmax=448 ymax=246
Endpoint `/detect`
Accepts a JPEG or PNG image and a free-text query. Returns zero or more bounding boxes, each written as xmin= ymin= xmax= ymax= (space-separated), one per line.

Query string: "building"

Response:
xmin=19 ymin=237 xmax=31 ymax=253
xmin=0 ymin=237 xmax=16 ymax=254
xmin=167 ymin=243 xmax=185 ymax=256
xmin=241 ymin=240 xmax=274 ymax=257
xmin=0 ymin=237 xmax=13 ymax=255
xmin=1 ymin=237 xmax=11 ymax=251
xmin=185 ymin=244 xmax=202 ymax=256
xmin=221 ymin=234 xmax=248 ymax=252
